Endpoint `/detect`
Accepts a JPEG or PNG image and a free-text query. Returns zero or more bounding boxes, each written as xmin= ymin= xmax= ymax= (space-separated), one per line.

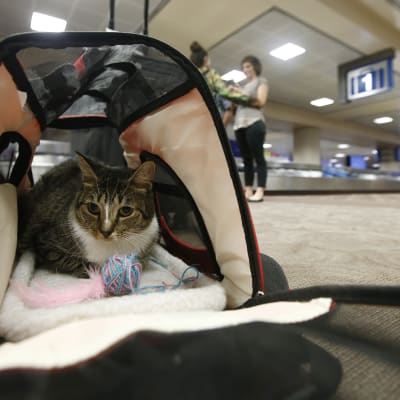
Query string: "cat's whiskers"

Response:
xmin=119 ymin=233 xmax=148 ymax=250
xmin=118 ymin=218 xmax=159 ymax=256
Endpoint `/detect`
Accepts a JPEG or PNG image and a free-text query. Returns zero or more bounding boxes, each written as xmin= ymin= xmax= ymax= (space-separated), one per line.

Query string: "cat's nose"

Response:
xmin=100 ymin=229 xmax=113 ymax=239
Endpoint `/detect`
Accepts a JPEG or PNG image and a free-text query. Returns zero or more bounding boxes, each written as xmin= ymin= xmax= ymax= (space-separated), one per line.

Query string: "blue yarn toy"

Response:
xmin=101 ymin=252 xmax=142 ymax=296
xmin=100 ymin=252 xmax=199 ymax=296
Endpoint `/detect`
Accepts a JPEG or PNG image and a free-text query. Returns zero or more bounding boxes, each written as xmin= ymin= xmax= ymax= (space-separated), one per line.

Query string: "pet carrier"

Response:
xmin=0 ymin=32 xmax=399 ymax=400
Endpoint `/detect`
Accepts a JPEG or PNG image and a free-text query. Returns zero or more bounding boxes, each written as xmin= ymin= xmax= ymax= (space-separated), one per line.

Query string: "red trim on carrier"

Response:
xmin=158 ymin=215 xmax=218 ymax=277
xmin=246 ymin=202 xmax=265 ymax=293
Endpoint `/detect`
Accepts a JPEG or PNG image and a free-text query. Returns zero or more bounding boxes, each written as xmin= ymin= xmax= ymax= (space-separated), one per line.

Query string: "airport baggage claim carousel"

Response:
xmin=2 ymin=140 xmax=400 ymax=193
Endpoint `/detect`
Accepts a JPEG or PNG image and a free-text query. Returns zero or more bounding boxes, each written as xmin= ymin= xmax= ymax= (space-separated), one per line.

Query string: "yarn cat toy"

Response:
xmin=12 ymin=252 xmax=199 ymax=309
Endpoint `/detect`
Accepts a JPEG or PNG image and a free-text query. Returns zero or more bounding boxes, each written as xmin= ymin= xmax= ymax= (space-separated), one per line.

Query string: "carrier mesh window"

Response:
xmin=0 ymin=142 xmax=17 ymax=182
xmin=156 ymin=168 xmax=205 ymax=247
xmin=148 ymin=156 xmax=222 ymax=279
xmin=16 ymin=44 xmax=188 ymax=128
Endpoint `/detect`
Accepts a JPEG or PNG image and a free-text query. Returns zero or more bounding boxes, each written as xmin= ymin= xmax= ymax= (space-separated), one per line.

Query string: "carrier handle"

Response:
xmin=0 ymin=131 xmax=32 ymax=187
xmin=143 ymin=0 xmax=149 ymax=35
xmin=108 ymin=0 xmax=115 ymax=30
xmin=242 ymin=284 xmax=400 ymax=308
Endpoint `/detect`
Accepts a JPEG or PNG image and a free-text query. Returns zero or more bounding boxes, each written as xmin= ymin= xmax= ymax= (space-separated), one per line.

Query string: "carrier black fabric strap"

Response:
xmin=242 ymin=284 xmax=400 ymax=308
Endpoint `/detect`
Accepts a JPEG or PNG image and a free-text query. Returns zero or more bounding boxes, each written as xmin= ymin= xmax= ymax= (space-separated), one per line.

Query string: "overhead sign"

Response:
xmin=347 ymin=58 xmax=393 ymax=100
xmin=338 ymin=48 xmax=395 ymax=103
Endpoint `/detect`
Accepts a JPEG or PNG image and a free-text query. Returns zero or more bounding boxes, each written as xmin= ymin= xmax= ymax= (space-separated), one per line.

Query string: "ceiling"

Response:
xmin=1 ymin=0 xmax=400 ymax=164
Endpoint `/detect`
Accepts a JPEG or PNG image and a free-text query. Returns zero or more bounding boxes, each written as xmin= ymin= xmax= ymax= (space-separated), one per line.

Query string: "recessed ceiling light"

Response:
xmin=371 ymin=149 xmax=378 ymax=154
xmin=335 ymin=153 xmax=346 ymax=158
xmin=373 ymin=116 xmax=393 ymax=124
xmin=310 ymin=97 xmax=334 ymax=107
xmin=263 ymin=143 xmax=272 ymax=149
xmin=269 ymin=42 xmax=306 ymax=61
xmin=221 ymin=69 xmax=246 ymax=83
xmin=337 ymin=143 xmax=349 ymax=149
xmin=31 ymin=12 xmax=67 ymax=32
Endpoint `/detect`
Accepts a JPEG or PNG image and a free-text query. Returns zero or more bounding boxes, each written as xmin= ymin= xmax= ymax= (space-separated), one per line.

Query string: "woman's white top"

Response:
xmin=233 ymin=76 xmax=268 ymax=130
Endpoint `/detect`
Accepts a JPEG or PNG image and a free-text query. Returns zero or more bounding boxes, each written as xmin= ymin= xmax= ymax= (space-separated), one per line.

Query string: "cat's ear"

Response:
xmin=76 ymin=152 xmax=98 ymax=186
xmin=130 ymin=161 xmax=155 ymax=190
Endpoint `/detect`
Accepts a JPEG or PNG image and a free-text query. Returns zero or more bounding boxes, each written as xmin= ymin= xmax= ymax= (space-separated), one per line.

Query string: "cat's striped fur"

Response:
xmin=18 ymin=153 xmax=158 ymax=277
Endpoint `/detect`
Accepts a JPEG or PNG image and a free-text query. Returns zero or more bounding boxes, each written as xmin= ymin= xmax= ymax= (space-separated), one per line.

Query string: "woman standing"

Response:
xmin=233 ymin=56 xmax=269 ymax=202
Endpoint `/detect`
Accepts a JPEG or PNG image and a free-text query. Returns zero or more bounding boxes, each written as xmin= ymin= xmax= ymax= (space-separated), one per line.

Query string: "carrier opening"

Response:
xmin=142 ymin=152 xmax=222 ymax=279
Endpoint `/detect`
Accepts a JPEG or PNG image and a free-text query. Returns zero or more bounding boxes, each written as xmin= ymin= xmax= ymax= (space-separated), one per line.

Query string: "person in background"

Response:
xmin=232 ymin=55 xmax=268 ymax=202
xmin=190 ymin=41 xmax=250 ymax=126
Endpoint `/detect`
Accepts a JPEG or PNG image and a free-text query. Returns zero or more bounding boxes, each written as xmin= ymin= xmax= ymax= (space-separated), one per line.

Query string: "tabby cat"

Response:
xmin=18 ymin=153 xmax=159 ymax=277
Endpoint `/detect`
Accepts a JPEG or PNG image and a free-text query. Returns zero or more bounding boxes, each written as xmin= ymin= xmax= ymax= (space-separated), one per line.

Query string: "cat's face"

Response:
xmin=74 ymin=154 xmax=156 ymax=241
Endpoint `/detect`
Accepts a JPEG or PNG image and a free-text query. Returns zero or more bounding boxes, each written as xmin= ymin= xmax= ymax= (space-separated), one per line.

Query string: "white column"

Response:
xmin=293 ymin=127 xmax=321 ymax=166
xmin=378 ymin=145 xmax=400 ymax=171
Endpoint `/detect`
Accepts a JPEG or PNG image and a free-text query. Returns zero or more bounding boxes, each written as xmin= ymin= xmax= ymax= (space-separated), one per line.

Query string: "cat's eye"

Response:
xmin=119 ymin=206 xmax=134 ymax=217
xmin=87 ymin=202 xmax=100 ymax=215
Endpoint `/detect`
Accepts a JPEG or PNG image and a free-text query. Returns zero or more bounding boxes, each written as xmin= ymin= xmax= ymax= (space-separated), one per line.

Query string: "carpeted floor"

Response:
xmin=250 ymin=193 xmax=400 ymax=288
xmin=250 ymin=193 xmax=400 ymax=400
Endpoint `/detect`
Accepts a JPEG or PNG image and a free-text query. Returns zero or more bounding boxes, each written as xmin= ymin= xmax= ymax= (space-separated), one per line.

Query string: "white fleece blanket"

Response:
xmin=0 ymin=244 xmax=227 ymax=341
